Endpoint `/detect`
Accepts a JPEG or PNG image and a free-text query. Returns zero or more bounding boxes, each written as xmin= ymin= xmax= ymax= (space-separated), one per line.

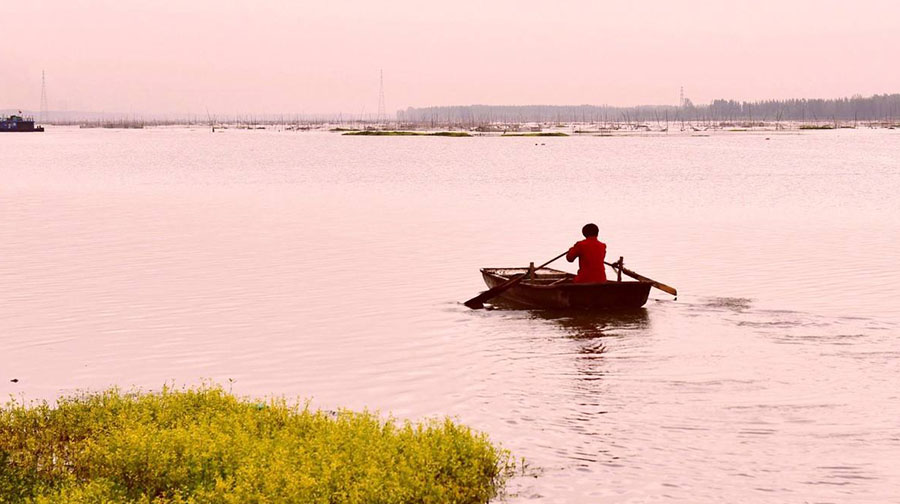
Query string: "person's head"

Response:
xmin=581 ymin=223 xmax=599 ymax=238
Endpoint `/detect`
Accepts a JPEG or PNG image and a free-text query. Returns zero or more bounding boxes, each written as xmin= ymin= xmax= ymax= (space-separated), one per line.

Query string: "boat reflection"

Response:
xmin=524 ymin=308 xmax=651 ymax=466
xmin=534 ymin=308 xmax=650 ymax=389
xmin=527 ymin=307 xmax=651 ymax=341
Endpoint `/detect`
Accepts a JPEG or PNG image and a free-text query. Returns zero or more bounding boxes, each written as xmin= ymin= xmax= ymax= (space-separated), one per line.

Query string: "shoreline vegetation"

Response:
xmin=500 ymin=132 xmax=568 ymax=137
xmin=26 ymin=118 xmax=900 ymax=133
xmin=30 ymin=119 xmax=898 ymax=134
xmin=22 ymin=118 xmax=900 ymax=134
xmin=342 ymin=130 xmax=471 ymax=137
xmin=798 ymin=124 xmax=836 ymax=130
xmin=0 ymin=386 xmax=516 ymax=504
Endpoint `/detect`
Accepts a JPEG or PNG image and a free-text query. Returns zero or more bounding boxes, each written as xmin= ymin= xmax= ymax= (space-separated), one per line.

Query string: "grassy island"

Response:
xmin=342 ymin=130 xmax=471 ymax=137
xmin=0 ymin=386 xmax=515 ymax=504
xmin=500 ymin=132 xmax=569 ymax=137
xmin=426 ymin=131 xmax=472 ymax=137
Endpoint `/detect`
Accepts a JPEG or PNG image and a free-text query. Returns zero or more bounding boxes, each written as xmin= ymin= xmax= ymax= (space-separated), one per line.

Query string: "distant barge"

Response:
xmin=1 ymin=114 xmax=44 ymax=132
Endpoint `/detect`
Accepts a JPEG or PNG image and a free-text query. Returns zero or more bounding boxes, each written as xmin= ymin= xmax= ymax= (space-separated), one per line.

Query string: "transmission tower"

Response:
xmin=376 ymin=69 xmax=386 ymax=124
xmin=40 ymin=70 xmax=49 ymax=123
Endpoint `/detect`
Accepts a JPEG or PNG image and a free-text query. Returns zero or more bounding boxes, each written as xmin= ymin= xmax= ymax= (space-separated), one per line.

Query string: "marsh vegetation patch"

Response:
xmin=0 ymin=386 xmax=514 ymax=503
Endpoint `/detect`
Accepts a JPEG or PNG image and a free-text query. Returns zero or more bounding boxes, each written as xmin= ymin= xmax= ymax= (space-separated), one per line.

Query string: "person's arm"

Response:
xmin=566 ymin=242 xmax=579 ymax=262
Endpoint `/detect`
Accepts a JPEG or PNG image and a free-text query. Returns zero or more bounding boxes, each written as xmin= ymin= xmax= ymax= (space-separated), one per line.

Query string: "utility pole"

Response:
xmin=40 ymin=70 xmax=49 ymax=123
xmin=376 ymin=69 xmax=386 ymax=125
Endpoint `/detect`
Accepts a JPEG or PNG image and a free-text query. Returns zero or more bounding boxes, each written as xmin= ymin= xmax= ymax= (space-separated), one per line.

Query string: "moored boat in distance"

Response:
xmin=480 ymin=267 xmax=651 ymax=309
xmin=1 ymin=113 xmax=44 ymax=132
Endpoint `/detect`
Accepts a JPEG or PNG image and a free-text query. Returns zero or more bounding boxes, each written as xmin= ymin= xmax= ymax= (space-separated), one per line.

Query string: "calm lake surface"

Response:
xmin=2 ymin=127 xmax=899 ymax=502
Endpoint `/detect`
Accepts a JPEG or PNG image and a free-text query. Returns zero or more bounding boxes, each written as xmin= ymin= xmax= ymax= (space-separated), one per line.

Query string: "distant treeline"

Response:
xmin=397 ymin=94 xmax=900 ymax=125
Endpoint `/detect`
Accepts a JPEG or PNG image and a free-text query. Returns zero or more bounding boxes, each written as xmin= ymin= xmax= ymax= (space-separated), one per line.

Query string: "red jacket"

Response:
xmin=566 ymin=237 xmax=607 ymax=283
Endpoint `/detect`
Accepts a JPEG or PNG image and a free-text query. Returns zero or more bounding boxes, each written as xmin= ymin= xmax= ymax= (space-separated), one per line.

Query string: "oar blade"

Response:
xmin=606 ymin=261 xmax=678 ymax=296
xmin=622 ymin=267 xmax=677 ymax=296
xmin=653 ymin=282 xmax=677 ymax=296
xmin=463 ymin=297 xmax=486 ymax=310
xmin=463 ymin=283 xmax=513 ymax=309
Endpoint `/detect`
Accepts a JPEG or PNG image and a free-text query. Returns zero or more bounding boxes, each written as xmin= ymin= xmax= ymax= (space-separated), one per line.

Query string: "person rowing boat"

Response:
xmin=462 ymin=223 xmax=676 ymax=309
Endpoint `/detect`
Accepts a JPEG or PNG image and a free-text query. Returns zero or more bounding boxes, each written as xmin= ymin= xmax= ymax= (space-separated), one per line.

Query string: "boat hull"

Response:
xmin=0 ymin=117 xmax=44 ymax=132
xmin=480 ymin=267 xmax=651 ymax=310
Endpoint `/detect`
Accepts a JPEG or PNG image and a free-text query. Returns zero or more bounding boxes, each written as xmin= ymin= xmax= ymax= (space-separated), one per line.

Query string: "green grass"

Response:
xmin=342 ymin=130 xmax=471 ymax=137
xmin=426 ymin=131 xmax=472 ymax=137
xmin=0 ymin=385 xmax=515 ymax=504
xmin=343 ymin=130 xmax=422 ymax=136
xmin=329 ymin=127 xmax=360 ymax=132
xmin=500 ymin=132 xmax=569 ymax=137
xmin=798 ymin=124 xmax=835 ymax=130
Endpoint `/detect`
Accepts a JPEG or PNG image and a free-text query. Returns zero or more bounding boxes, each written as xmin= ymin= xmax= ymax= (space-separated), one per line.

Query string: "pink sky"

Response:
xmin=2 ymin=0 xmax=898 ymax=115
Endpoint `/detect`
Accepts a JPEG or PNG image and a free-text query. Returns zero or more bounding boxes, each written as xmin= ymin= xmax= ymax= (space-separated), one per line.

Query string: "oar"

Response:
xmin=605 ymin=260 xmax=677 ymax=296
xmin=464 ymin=251 xmax=568 ymax=309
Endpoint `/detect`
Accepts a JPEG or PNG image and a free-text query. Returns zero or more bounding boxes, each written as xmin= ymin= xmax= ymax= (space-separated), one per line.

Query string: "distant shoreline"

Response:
xmin=6 ymin=92 xmax=898 ymax=128
xmin=31 ymin=121 xmax=897 ymax=135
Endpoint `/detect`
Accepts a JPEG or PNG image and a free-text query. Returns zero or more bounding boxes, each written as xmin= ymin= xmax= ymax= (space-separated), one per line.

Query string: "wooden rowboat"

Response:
xmin=480 ymin=267 xmax=651 ymax=309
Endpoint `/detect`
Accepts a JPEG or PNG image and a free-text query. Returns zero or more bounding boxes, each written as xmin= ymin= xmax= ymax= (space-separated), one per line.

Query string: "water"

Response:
xmin=2 ymin=127 xmax=899 ymax=502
